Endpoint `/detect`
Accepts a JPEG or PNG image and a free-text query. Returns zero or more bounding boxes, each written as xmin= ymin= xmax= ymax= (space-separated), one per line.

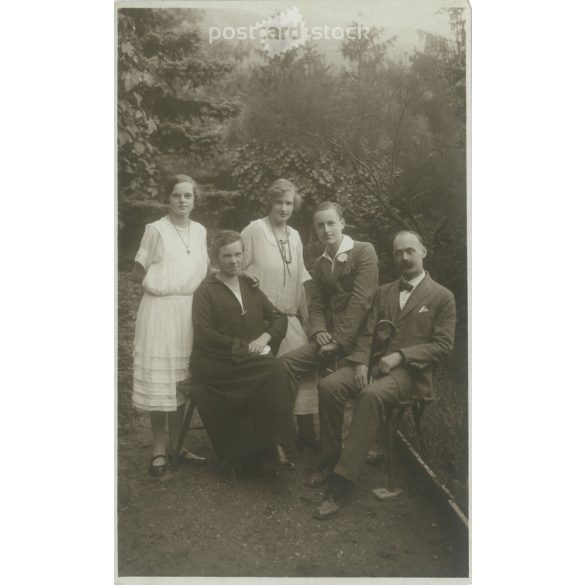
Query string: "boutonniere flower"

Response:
xmin=336 ymin=253 xmax=349 ymax=263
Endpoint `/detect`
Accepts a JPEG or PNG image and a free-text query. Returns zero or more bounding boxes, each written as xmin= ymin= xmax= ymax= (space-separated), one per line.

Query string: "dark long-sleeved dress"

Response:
xmin=190 ymin=275 xmax=294 ymax=464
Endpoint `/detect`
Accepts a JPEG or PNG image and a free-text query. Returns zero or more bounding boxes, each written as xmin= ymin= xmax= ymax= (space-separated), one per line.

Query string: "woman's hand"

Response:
xmin=248 ymin=333 xmax=272 ymax=356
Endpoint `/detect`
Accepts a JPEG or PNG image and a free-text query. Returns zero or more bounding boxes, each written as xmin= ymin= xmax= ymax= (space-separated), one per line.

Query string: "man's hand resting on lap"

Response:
xmin=378 ymin=352 xmax=403 ymax=374
xmin=314 ymin=331 xmax=333 ymax=346
xmin=354 ymin=364 xmax=369 ymax=391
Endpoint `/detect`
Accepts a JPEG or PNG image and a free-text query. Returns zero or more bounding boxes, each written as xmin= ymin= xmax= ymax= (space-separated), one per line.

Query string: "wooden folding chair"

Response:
xmin=172 ymin=379 xmax=205 ymax=468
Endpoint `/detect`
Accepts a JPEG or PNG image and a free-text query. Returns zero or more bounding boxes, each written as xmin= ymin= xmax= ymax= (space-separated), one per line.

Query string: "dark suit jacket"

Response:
xmin=367 ymin=273 xmax=456 ymax=400
xmin=308 ymin=240 xmax=379 ymax=365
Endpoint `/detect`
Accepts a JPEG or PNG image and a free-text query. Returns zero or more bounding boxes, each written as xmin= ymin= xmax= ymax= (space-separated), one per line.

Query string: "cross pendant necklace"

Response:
xmin=169 ymin=216 xmax=191 ymax=254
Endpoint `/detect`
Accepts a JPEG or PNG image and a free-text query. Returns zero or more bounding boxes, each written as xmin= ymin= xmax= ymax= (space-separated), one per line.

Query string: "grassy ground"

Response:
xmin=117 ymin=268 xmax=469 ymax=577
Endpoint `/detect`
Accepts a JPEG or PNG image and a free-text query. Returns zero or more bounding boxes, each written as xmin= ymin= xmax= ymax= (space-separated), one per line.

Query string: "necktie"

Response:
xmin=399 ymin=279 xmax=414 ymax=292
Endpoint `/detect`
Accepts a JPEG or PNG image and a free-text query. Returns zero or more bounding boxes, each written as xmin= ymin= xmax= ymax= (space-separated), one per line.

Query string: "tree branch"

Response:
xmin=301 ymin=130 xmax=415 ymax=230
xmin=407 ymin=190 xmax=432 ymax=215
xmin=431 ymin=215 xmax=449 ymax=251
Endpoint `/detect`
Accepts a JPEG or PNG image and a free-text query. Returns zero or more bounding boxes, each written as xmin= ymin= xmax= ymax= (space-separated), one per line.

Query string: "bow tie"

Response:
xmin=399 ymin=280 xmax=414 ymax=292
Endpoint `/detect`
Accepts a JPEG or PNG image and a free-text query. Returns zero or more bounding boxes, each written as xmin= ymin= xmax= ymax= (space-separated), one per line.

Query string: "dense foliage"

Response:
xmin=118 ymin=8 xmax=241 ymax=204
xmin=119 ymin=7 xmax=466 ymax=284
xmin=117 ymin=5 xmax=467 ymax=337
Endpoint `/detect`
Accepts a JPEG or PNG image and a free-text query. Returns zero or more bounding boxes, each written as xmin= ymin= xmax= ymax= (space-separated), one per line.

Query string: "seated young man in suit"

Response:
xmin=311 ymin=229 xmax=457 ymax=520
xmin=280 ymin=201 xmax=379 ymax=453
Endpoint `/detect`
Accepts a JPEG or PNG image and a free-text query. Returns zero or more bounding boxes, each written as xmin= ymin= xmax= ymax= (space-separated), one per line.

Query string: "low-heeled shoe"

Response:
xmin=149 ymin=454 xmax=168 ymax=477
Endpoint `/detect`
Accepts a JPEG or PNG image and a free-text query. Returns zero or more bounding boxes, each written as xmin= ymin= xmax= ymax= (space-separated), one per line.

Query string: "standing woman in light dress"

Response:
xmin=131 ymin=174 xmax=209 ymax=477
xmin=241 ymin=179 xmax=318 ymax=452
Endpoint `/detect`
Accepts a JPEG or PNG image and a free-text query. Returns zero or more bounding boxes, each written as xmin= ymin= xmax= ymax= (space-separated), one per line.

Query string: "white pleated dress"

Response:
xmin=132 ymin=217 xmax=208 ymax=412
xmin=241 ymin=218 xmax=318 ymax=415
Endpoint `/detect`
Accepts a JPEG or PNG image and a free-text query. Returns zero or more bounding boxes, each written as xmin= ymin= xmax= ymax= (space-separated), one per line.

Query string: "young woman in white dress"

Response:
xmin=131 ymin=174 xmax=209 ymax=476
xmin=241 ymin=179 xmax=318 ymax=452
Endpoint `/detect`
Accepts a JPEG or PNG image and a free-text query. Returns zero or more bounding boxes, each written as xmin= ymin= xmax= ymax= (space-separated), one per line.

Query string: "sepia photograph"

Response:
xmin=116 ymin=0 xmax=470 ymax=580
xmin=6 ymin=2 xmax=585 ymax=585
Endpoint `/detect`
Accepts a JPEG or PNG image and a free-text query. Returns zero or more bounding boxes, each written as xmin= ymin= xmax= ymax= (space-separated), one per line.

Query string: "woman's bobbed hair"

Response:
xmin=163 ymin=174 xmax=200 ymax=204
xmin=210 ymin=230 xmax=243 ymax=265
xmin=265 ymin=179 xmax=303 ymax=213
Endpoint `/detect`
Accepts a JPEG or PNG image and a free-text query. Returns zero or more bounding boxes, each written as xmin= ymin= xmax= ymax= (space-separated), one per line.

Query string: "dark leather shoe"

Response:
xmin=305 ymin=466 xmax=332 ymax=487
xmin=167 ymin=449 xmax=207 ymax=471
xmin=313 ymin=494 xmax=347 ymax=520
xmin=313 ymin=474 xmax=353 ymax=519
xmin=177 ymin=450 xmax=207 ymax=467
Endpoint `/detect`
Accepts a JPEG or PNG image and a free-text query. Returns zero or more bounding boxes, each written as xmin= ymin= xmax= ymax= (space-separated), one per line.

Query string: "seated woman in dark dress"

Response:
xmin=190 ymin=230 xmax=295 ymax=475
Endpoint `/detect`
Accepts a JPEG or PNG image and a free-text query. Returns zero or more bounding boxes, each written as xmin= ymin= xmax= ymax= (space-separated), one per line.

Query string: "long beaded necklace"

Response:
xmin=168 ymin=216 xmax=191 ymax=254
xmin=268 ymin=217 xmax=292 ymax=286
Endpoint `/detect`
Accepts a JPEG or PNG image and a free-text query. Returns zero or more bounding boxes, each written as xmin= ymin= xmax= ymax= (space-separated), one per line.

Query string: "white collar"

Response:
xmin=259 ymin=217 xmax=289 ymax=243
xmin=321 ymin=235 xmax=354 ymax=263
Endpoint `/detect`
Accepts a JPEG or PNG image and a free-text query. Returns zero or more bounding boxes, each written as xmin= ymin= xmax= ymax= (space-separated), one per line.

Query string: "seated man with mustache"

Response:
xmin=311 ymin=230 xmax=457 ymax=520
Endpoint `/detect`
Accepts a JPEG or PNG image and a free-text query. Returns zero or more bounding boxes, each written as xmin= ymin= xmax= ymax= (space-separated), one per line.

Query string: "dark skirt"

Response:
xmin=191 ymin=352 xmax=294 ymax=464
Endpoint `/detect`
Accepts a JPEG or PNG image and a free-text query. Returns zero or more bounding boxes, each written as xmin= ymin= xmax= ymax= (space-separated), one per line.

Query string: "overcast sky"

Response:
xmin=133 ymin=0 xmax=469 ymax=53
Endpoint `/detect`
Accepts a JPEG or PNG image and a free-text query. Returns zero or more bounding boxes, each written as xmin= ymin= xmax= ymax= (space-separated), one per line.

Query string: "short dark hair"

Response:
xmin=266 ymin=179 xmax=302 ymax=211
xmin=393 ymin=229 xmax=425 ymax=247
xmin=313 ymin=201 xmax=344 ymax=220
xmin=210 ymin=230 xmax=243 ymax=264
xmin=163 ymin=174 xmax=200 ymax=204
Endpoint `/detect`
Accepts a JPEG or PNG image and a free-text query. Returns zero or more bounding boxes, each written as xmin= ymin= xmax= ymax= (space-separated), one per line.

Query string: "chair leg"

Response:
xmin=412 ymin=402 xmax=429 ymax=456
xmin=173 ymin=398 xmax=196 ymax=466
xmin=366 ymin=412 xmax=387 ymax=466
xmin=384 ymin=407 xmax=394 ymax=489
xmin=385 ymin=405 xmax=407 ymax=493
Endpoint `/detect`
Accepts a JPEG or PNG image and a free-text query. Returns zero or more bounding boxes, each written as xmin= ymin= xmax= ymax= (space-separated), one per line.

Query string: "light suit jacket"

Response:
xmin=368 ymin=273 xmax=456 ymax=400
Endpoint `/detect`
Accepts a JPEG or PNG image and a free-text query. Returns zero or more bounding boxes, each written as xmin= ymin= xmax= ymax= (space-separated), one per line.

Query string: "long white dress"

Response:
xmin=241 ymin=218 xmax=317 ymax=415
xmin=132 ymin=217 xmax=208 ymax=412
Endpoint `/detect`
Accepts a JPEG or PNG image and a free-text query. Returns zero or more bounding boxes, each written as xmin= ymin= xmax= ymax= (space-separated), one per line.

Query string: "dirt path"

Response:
xmin=117 ymin=414 xmax=467 ymax=578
